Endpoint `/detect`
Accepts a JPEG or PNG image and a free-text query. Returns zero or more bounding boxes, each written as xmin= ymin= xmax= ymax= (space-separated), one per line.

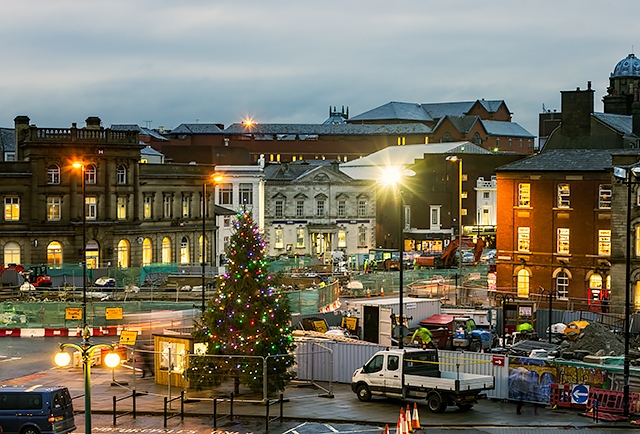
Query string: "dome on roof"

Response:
xmin=611 ymin=53 xmax=640 ymax=77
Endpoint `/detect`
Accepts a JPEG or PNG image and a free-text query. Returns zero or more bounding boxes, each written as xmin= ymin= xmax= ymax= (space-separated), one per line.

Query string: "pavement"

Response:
xmin=4 ymin=363 xmax=638 ymax=434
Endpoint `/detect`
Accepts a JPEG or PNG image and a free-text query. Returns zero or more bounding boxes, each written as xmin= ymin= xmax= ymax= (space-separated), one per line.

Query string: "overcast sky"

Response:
xmin=1 ymin=1 xmax=639 ymax=140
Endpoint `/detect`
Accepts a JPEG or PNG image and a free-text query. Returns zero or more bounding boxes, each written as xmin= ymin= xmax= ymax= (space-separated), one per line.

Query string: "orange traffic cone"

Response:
xmin=396 ymin=414 xmax=403 ymax=433
xmin=380 ymin=424 xmax=390 ymax=434
xmin=380 ymin=287 xmax=384 ymax=296
xmin=399 ymin=408 xmax=407 ymax=434
xmin=405 ymin=404 xmax=413 ymax=432
xmin=412 ymin=402 xmax=421 ymax=429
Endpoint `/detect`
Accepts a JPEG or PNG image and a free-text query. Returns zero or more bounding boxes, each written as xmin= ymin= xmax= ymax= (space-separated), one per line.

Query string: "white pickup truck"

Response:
xmin=351 ymin=347 xmax=494 ymax=412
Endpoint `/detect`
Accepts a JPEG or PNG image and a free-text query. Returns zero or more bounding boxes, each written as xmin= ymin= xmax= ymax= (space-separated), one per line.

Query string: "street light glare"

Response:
xmin=212 ymin=173 xmax=224 ymax=183
xmin=103 ymin=352 xmax=121 ymax=368
xmin=72 ymin=162 xmax=83 ymax=169
xmin=54 ymin=351 xmax=71 ymax=367
xmin=381 ymin=166 xmax=402 ymax=186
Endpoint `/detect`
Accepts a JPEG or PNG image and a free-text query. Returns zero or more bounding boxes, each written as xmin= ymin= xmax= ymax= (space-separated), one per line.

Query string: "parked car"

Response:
xmin=0 ymin=386 xmax=76 ymax=434
xmin=481 ymin=249 xmax=496 ymax=263
xmin=94 ymin=277 xmax=116 ymax=288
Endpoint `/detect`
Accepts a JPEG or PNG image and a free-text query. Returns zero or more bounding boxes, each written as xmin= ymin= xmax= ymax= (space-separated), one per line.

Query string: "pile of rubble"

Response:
xmin=558 ymin=321 xmax=640 ymax=362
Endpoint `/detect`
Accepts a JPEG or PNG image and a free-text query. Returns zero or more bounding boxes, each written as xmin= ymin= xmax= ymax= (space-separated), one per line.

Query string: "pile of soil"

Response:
xmin=566 ymin=322 xmax=626 ymax=356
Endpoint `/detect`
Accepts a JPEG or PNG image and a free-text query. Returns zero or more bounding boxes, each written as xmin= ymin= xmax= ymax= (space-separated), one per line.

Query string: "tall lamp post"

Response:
xmin=540 ymin=287 xmax=556 ymax=344
xmin=201 ymin=173 xmax=223 ymax=314
xmin=55 ymin=342 xmax=121 ymax=434
xmin=72 ymin=161 xmax=88 ymax=340
xmin=446 ymin=156 xmax=463 ymax=305
xmin=383 ymin=167 xmax=414 ymax=349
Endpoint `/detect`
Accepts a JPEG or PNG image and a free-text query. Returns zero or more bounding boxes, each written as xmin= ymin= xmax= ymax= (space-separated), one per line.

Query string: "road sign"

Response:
xmin=105 ymin=307 xmax=123 ymax=320
xmin=492 ymin=355 xmax=505 ymax=366
xmin=119 ymin=330 xmax=138 ymax=346
xmin=571 ymin=384 xmax=590 ymax=404
xmin=65 ymin=307 xmax=83 ymax=320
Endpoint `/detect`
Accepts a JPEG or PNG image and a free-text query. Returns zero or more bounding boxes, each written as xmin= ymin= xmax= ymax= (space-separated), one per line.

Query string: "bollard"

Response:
xmin=230 ymin=392 xmax=234 ymax=420
xmin=265 ymin=397 xmax=269 ymax=432
xmin=112 ymin=396 xmax=116 ymax=426
xmin=180 ymin=390 xmax=185 ymax=421
xmin=280 ymin=393 xmax=284 ymax=422
xmin=133 ymin=391 xmax=137 ymax=419
xmin=163 ymin=397 xmax=168 ymax=428
xmin=213 ymin=398 xmax=217 ymax=429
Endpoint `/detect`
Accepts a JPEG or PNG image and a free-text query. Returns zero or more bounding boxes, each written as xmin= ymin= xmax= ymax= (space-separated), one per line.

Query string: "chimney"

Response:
xmin=85 ymin=116 xmax=102 ymax=130
xmin=560 ymin=82 xmax=594 ymax=137
xmin=13 ymin=116 xmax=30 ymax=158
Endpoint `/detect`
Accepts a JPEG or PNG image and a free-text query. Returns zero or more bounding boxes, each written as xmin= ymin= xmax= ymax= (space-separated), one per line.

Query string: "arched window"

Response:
xmin=180 ymin=237 xmax=190 ymax=264
xmin=117 ymin=165 xmax=127 ymax=184
xmin=85 ymin=164 xmax=97 ymax=184
xmin=555 ymin=271 xmax=569 ymax=299
xmin=142 ymin=238 xmax=153 ymax=266
xmin=47 ymin=165 xmax=60 ymax=184
xmin=589 ymin=273 xmax=603 ymax=290
xmin=47 ymin=241 xmax=63 ymax=268
xmin=517 ymin=268 xmax=530 ymax=298
xmin=199 ymin=235 xmax=207 ymax=265
xmin=117 ymin=239 xmax=130 ymax=268
xmin=3 ymin=242 xmax=20 ymax=265
xmin=162 ymin=237 xmax=172 ymax=263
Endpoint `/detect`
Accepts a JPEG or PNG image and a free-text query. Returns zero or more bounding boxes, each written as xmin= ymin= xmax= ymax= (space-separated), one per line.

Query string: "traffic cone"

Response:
xmin=380 ymin=424 xmax=390 ymax=434
xmin=412 ymin=402 xmax=421 ymax=429
xmin=380 ymin=287 xmax=384 ymax=296
xmin=366 ymin=288 xmax=371 ymax=297
xmin=405 ymin=404 xmax=413 ymax=432
xmin=396 ymin=414 xmax=403 ymax=433
xmin=399 ymin=408 xmax=407 ymax=434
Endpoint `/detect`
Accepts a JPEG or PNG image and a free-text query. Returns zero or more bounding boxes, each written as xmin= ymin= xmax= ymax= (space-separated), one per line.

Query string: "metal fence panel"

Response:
xmin=439 ymin=350 xmax=509 ymax=400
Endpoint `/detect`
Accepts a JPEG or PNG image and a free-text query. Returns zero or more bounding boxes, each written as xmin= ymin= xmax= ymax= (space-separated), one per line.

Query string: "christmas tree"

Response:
xmin=188 ymin=209 xmax=295 ymax=394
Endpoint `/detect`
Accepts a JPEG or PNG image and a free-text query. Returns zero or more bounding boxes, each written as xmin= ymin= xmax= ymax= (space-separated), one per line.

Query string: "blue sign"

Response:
xmin=571 ymin=384 xmax=590 ymax=404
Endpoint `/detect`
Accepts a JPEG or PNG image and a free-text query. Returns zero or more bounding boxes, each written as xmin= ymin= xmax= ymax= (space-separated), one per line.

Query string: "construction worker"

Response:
xmin=411 ymin=327 xmax=433 ymax=347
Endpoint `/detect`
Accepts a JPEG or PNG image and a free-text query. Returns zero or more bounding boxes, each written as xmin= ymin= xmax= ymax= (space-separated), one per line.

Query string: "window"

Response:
xmin=86 ymin=197 xmax=97 ymax=220
xmin=599 ymin=185 xmax=611 ymax=209
xmin=3 ymin=241 xmax=20 ymax=265
xmin=338 ymin=229 xmax=347 ymax=248
xmin=199 ymin=235 xmax=207 ymax=264
xmin=117 ymin=239 xmax=130 ymax=268
xmin=163 ymin=195 xmax=172 ymax=218
xmin=337 ymin=200 xmax=346 ymax=218
xmin=182 ymin=196 xmax=190 ymax=218
xmin=239 ymin=183 xmax=253 ymax=204
xmin=518 ymin=183 xmax=530 ymax=207
xmin=274 ymin=228 xmax=284 ymax=249
xmin=358 ymin=226 xmax=367 ymax=247
xmin=223 ymin=216 xmax=231 ymax=227
xmin=4 ymin=152 xmax=15 ymax=161
xmin=517 ymin=227 xmax=530 ymax=252
xmin=557 ymin=228 xmax=570 ymax=254
xmin=117 ymin=197 xmax=127 ymax=220
xmin=636 ymin=226 xmax=640 ymax=257
xmin=483 ymin=192 xmax=490 ymax=199
xmin=85 ymin=164 xmax=97 ymax=184
xmin=365 ymin=354 xmax=384 ymax=373
xmin=598 ymin=230 xmax=611 ymax=256
xmin=590 ymin=273 xmax=603 ymax=290
xmin=144 ymin=196 xmax=152 ymax=219
xmin=47 ymin=197 xmax=61 ymax=221
xmin=517 ymin=268 xmax=530 ymax=298
xmin=47 ymin=241 xmax=63 ymax=267
xmin=387 ymin=355 xmax=400 ymax=371
xmin=296 ymin=200 xmax=305 ymax=217
xmin=4 ymin=197 xmax=19 ymax=221
xmin=219 ymin=183 xmax=233 ymax=205
xmin=519 ymin=139 xmax=523 ymax=147
xmin=180 ymin=237 xmax=190 ymax=264
xmin=508 ymin=139 xmax=513 ymax=147
xmin=430 ymin=206 xmax=441 ymax=230
xmin=557 ymin=183 xmax=570 ymax=208
xmin=47 ymin=165 xmax=60 ymax=184
xmin=316 ymin=199 xmax=326 ymax=217
xmin=117 ymin=165 xmax=127 ymax=184
xmin=275 ymin=200 xmax=284 ymax=218
xmin=162 ymin=237 xmax=172 ymax=263
xmin=556 ymin=271 xmax=569 ymax=299
xmin=496 ymin=138 xmax=500 ymax=148
xmin=142 ymin=238 xmax=152 ymax=266
xmin=296 ymin=227 xmax=305 ymax=248
xmin=358 ymin=200 xmax=367 ymax=218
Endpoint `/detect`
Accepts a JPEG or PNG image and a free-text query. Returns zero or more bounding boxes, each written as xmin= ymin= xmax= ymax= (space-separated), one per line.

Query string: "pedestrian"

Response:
xmin=139 ymin=343 xmax=154 ymax=378
xmin=511 ymin=367 xmax=530 ymax=414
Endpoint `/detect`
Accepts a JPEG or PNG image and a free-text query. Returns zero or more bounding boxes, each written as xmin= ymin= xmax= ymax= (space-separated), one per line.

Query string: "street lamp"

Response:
xmin=55 ymin=341 xmax=121 ymax=434
xmin=382 ymin=166 xmax=415 ymax=349
xmin=540 ymin=287 xmax=556 ymax=344
xmin=72 ymin=161 xmax=88 ymax=338
xmin=202 ymin=173 xmax=224 ymax=313
xmin=446 ymin=155 xmax=463 ymax=304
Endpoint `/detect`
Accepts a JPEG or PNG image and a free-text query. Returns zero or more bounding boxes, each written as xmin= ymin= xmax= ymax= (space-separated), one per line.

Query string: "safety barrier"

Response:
xmin=112 ymin=391 xmax=139 ymax=426
xmin=0 ymin=328 xmax=20 ymax=337
xmin=549 ymin=383 xmax=585 ymax=409
xmin=163 ymin=390 xmax=184 ymax=428
xmin=586 ymin=387 xmax=639 ymax=415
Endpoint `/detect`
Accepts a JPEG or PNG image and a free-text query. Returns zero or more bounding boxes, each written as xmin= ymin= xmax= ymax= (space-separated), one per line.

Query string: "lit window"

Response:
xmin=358 ymin=200 xmax=367 ymax=218
xmin=180 ymin=236 xmax=190 ymax=264
xmin=117 ymin=239 xmax=130 ymax=268
xmin=296 ymin=200 xmax=305 ymax=217
xmin=142 ymin=238 xmax=152 ymax=266
xmin=199 ymin=235 xmax=207 ymax=265
xmin=275 ymin=228 xmax=284 ymax=249
xmin=358 ymin=226 xmax=367 ymax=247
xmin=275 ymin=200 xmax=284 ymax=218
xmin=518 ymin=183 xmax=530 ymax=207
xmin=636 ymin=226 xmax=640 ymax=257
xmin=296 ymin=227 xmax=305 ymax=248
xmin=338 ymin=230 xmax=347 ymax=248
xmin=590 ymin=273 xmax=603 ymax=289
xmin=117 ymin=196 xmax=127 ymax=220
xmin=47 ymin=197 xmax=61 ymax=221
xmin=144 ymin=196 xmax=152 ymax=219
xmin=517 ymin=268 xmax=530 ymax=298
xmin=556 ymin=271 xmax=569 ymax=299
xmin=117 ymin=165 xmax=127 ymax=184
xmin=557 ymin=228 xmax=570 ymax=254
xmin=598 ymin=230 xmax=611 ymax=256
xmin=557 ymin=184 xmax=570 ymax=208
xmin=85 ymin=164 xmax=97 ymax=184
xmin=219 ymin=183 xmax=233 ymax=205
xmin=338 ymin=200 xmax=346 ymax=218
xmin=47 ymin=241 xmax=63 ymax=267
xmin=86 ymin=197 xmax=97 ymax=220
xmin=4 ymin=197 xmax=19 ymax=221
xmin=517 ymin=227 xmax=530 ymax=252
xmin=239 ymin=183 xmax=253 ymax=204
xmin=3 ymin=241 xmax=20 ymax=265
xmin=162 ymin=237 xmax=172 ymax=263
xmin=47 ymin=165 xmax=60 ymax=184
xmin=599 ymin=185 xmax=611 ymax=209
xmin=182 ymin=196 xmax=190 ymax=218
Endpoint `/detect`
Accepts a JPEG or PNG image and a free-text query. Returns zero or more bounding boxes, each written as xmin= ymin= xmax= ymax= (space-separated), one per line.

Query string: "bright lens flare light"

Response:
xmin=103 ymin=352 xmax=121 ymax=368
xmin=54 ymin=351 xmax=71 ymax=367
xmin=381 ymin=166 xmax=402 ymax=186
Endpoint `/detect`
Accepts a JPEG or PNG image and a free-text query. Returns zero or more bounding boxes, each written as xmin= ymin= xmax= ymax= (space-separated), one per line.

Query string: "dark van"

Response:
xmin=0 ymin=386 xmax=75 ymax=434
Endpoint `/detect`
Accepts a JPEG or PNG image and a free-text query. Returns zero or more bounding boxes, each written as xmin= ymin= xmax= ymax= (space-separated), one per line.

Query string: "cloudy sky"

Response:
xmin=1 ymin=1 xmax=639 ymax=139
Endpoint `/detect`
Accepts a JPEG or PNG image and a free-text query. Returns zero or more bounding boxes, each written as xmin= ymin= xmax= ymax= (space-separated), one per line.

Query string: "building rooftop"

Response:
xmin=496 ymin=148 xmax=615 ymax=172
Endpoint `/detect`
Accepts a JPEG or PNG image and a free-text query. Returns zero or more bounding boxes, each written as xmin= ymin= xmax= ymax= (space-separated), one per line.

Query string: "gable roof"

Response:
xmin=224 ymin=122 xmax=432 ymax=135
xmin=263 ymin=160 xmax=353 ymax=183
xmin=167 ymin=123 xmax=224 ymax=134
xmin=480 ymin=120 xmax=535 ymax=138
xmin=592 ymin=112 xmax=634 ymax=136
xmin=495 ymin=148 xmax=614 ymax=172
xmin=349 ymin=100 xmax=507 ymax=123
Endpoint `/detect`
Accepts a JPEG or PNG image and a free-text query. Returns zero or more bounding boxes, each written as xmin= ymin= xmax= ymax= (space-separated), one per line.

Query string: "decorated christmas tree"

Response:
xmin=188 ymin=209 xmax=295 ymax=394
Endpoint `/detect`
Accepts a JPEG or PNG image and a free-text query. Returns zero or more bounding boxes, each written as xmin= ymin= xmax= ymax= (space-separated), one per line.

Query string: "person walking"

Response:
xmin=139 ymin=343 xmax=154 ymax=378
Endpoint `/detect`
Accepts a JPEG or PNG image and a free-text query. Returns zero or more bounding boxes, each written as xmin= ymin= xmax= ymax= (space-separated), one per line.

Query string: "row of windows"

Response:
xmin=47 ymin=164 xmax=128 ymax=185
xmin=515 ymin=268 xmax=609 ymax=300
xmin=516 ymin=227 xmax=611 ymax=256
xmin=272 ymin=226 xmax=368 ymax=250
xmin=517 ymin=183 xmax=612 ymax=209
xmin=218 ymin=183 xmax=253 ymax=205
xmin=273 ymin=198 xmax=368 ymax=218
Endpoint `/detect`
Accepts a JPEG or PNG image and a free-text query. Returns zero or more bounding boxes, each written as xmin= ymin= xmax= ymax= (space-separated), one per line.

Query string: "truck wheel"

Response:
xmin=469 ymin=340 xmax=481 ymax=352
xmin=356 ymin=384 xmax=372 ymax=402
xmin=427 ymin=393 xmax=446 ymax=413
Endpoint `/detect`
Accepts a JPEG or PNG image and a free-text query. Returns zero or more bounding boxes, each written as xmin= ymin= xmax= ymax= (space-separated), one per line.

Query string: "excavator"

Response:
xmin=0 ymin=264 xmax=53 ymax=289
xmin=415 ymin=237 xmax=485 ymax=268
